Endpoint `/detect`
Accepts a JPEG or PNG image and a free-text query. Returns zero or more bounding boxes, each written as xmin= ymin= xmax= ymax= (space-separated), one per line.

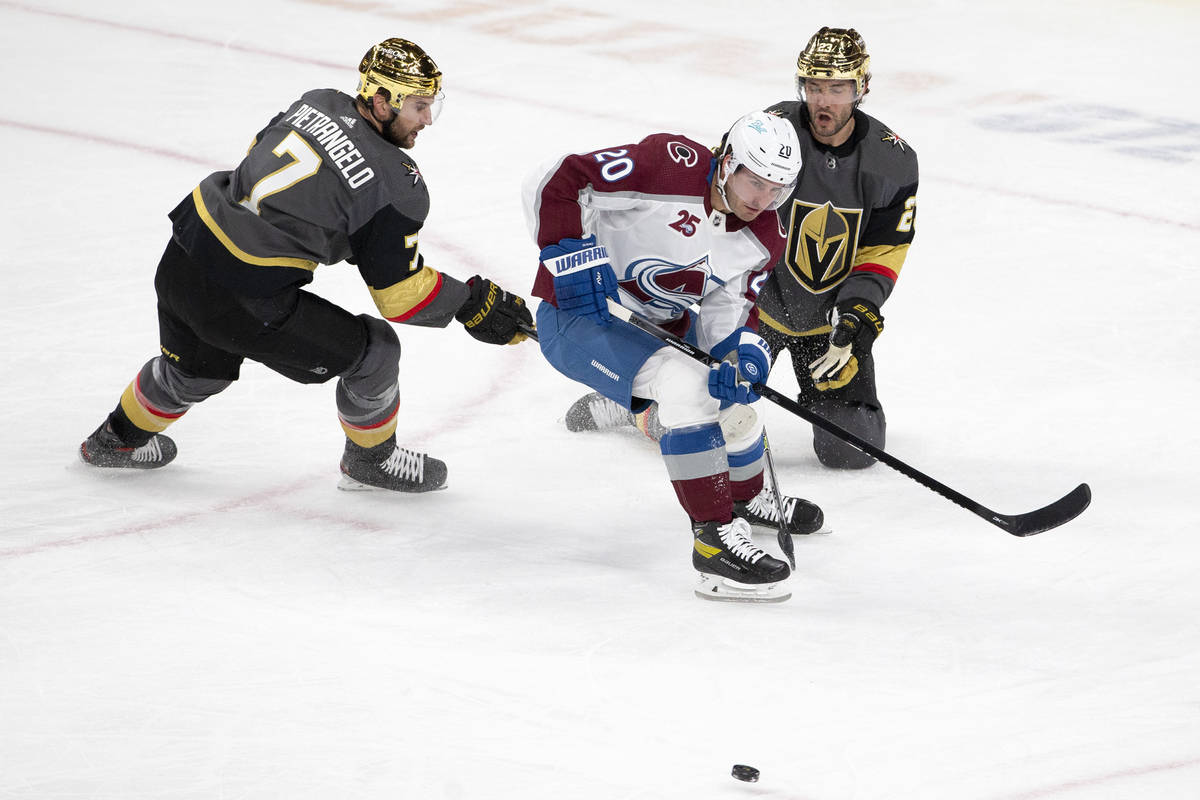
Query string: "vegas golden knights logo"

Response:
xmin=782 ymin=200 xmax=862 ymax=293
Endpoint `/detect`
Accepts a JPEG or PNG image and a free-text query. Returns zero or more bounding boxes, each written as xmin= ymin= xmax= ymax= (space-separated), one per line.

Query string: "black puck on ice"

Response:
xmin=731 ymin=764 xmax=760 ymax=782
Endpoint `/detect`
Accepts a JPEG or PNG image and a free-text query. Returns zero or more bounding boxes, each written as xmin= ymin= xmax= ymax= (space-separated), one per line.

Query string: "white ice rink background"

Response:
xmin=2 ymin=1 xmax=1199 ymax=797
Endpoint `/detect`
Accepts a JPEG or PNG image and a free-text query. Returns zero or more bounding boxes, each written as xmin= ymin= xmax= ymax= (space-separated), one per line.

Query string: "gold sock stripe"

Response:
xmin=118 ymin=380 xmax=181 ymax=433
xmin=340 ymin=408 xmax=399 ymax=448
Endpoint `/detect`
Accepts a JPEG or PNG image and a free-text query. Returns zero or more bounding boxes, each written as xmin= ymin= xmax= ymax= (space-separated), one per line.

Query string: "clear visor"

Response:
xmin=725 ymin=164 xmax=796 ymax=212
xmin=399 ymin=91 xmax=445 ymax=123
xmin=796 ymin=77 xmax=862 ymax=105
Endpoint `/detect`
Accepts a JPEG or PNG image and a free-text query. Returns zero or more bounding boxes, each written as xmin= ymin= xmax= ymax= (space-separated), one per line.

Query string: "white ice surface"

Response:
xmin=2 ymin=1 xmax=1199 ymax=798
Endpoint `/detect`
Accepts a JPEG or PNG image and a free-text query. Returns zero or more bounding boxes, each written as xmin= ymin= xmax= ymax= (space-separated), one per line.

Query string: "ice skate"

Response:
xmin=692 ymin=517 xmax=791 ymax=603
xmin=338 ymin=438 xmax=447 ymax=492
xmin=735 ymin=486 xmax=828 ymax=535
xmin=79 ymin=423 xmax=177 ymax=469
xmin=563 ymin=391 xmax=635 ymax=432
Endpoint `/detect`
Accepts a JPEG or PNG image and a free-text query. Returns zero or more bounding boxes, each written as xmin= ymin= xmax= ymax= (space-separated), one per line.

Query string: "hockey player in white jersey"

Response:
xmin=525 ymin=111 xmax=820 ymax=602
xmin=564 ymin=27 xmax=918 ymax=476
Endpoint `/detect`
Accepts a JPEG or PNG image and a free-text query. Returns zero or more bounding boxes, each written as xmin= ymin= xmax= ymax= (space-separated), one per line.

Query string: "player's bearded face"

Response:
xmin=381 ymin=93 xmax=438 ymax=148
xmin=803 ymin=78 xmax=857 ymax=141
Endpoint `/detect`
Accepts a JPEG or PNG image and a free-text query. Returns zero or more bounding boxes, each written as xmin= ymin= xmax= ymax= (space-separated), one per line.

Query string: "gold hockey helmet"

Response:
xmin=357 ymin=38 xmax=443 ymax=111
xmin=795 ymin=27 xmax=871 ymax=102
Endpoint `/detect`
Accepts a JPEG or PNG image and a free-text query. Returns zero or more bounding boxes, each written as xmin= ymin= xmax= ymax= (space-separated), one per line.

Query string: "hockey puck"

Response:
xmin=731 ymin=764 xmax=760 ymax=782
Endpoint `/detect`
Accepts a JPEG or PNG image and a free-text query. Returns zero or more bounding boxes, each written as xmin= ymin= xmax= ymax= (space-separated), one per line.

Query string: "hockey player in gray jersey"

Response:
xmin=757 ymin=27 xmax=918 ymax=469
xmin=79 ymin=38 xmax=533 ymax=492
xmin=566 ymin=27 xmax=917 ymax=473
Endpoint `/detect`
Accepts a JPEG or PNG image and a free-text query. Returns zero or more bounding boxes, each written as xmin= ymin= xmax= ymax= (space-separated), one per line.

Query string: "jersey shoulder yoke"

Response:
xmin=859 ymin=112 xmax=918 ymax=183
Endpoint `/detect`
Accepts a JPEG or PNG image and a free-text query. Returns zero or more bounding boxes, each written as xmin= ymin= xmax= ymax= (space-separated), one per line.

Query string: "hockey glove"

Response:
xmin=711 ymin=327 xmax=772 ymax=386
xmin=708 ymin=361 xmax=760 ymax=405
xmin=809 ymin=299 xmax=883 ymax=390
xmin=455 ymin=276 xmax=534 ymax=346
xmin=541 ymin=235 xmax=619 ymax=325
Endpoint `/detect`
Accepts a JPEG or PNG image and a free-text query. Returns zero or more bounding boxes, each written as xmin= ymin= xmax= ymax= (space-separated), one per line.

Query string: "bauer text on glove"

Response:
xmin=455 ymin=276 xmax=533 ymax=345
xmin=540 ymin=235 xmax=619 ymax=325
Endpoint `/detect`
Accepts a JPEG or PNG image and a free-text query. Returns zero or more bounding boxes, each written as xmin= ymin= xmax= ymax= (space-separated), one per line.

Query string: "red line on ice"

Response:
xmin=2 ymin=0 xmax=1196 ymax=232
xmin=998 ymin=755 xmax=1200 ymax=799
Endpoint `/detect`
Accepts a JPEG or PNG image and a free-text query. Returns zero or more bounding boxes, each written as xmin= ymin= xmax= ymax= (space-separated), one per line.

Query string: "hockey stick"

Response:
xmin=604 ymin=299 xmax=1091 ymax=537
xmin=760 ymin=430 xmax=796 ymax=568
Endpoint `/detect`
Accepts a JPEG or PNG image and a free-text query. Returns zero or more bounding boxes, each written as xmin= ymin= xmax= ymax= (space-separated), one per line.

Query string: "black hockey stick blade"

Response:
xmin=987 ymin=482 xmax=1092 ymax=537
xmin=757 ymin=383 xmax=1091 ymax=537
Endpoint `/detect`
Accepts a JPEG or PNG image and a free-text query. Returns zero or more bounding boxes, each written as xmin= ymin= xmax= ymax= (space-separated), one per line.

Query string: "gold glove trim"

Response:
xmin=815 ymin=356 xmax=859 ymax=391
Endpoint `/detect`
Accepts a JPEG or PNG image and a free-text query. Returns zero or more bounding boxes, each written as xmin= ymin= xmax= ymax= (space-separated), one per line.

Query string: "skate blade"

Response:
xmin=745 ymin=521 xmax=833 ymax=536
xmin=694 ymin=573 xmax=791 ymax=604
xmin=336 ymin=475 xmax=448 ymax=492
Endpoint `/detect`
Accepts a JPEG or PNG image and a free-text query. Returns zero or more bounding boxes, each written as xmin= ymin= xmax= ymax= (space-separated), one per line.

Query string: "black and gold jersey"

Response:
xmin=169 ymin=88 xmax=467 ymax=327
xmin=757 ymin=102 xmax=918 ymax=337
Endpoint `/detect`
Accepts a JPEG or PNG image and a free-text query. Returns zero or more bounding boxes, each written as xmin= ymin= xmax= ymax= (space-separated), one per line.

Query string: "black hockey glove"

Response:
xmin=808 ymin=299 xmax=883 ymax=390
xmin=455 ymin=276 xmax=534 ymax=346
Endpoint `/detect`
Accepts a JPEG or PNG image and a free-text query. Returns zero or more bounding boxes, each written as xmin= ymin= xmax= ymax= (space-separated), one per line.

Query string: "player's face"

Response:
xmin=381 ymin=93 xmax=439 ymax=148
xmin=802 ymin=78 xmax=857 ymax=144
xmin=722 ymin=165 xmax=789 ymax=222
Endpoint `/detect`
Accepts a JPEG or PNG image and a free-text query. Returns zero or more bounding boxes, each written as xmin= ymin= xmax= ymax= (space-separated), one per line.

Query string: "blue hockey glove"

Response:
xmin=540 ymin=235 xmax=618 ymax=325
xmin=711 ymin=327 xmax=772 ymax=386
xmin=708 ymin=361 xmax=760 ymax=405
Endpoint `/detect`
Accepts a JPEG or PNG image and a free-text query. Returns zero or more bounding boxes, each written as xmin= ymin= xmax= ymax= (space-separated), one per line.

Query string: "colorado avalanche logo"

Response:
xmin=667 ymin=141 xmax=699 ymax=167
xmin=618 ymin=256 xmax=714 ymax=316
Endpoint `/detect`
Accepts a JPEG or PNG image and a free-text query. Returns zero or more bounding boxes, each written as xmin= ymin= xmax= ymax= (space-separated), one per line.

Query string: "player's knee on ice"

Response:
xmin=810 ymin=400 xmax=884 ymax=469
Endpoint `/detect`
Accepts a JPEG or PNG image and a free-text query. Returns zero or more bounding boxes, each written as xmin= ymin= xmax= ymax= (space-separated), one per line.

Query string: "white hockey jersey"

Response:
xmin=523 ymin=133 xmax=786 ymax=355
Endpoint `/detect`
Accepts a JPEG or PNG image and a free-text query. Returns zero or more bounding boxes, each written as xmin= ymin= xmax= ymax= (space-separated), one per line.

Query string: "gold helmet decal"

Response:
xmin=796 ymin=27 xmax=871 ymax=101
xmin=357 ymin=38 xmax=443 ymax=110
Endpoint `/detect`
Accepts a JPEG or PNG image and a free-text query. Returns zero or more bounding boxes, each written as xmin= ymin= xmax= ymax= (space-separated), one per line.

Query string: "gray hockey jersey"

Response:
xmin=756 ymin=102 xmax=918 ymax=336
xmin=169 ymin=88 xmax=467 ymax=326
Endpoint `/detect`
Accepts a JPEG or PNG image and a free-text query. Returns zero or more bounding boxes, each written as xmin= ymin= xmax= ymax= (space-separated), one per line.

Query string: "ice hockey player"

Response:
xmin=565 ymin=27 xmax=917 ymax=471
xmin=78 ymin=38 xmax=533 ymax=492
xmin=756 ymin=27 xmax=918 ymax=468
xmin=526 ymin=111 xmax=820 ymax=602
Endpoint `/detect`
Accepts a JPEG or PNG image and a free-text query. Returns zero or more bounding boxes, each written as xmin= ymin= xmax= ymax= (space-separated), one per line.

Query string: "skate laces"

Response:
xmin=131 ymin=437 xmax=164 ymax=463
xmin=589 ymin=396 xmax=630 ymax=428
xmin=717 ymin=518 xmax=765 ymax=564
xmin=381 ymin=446 xmax=425 ymax=483
xmin=746 ymin=487 xmax=797 ymax=523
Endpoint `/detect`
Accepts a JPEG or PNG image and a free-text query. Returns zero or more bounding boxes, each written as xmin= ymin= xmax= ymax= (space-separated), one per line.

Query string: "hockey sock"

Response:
xmin=114 ymin=367 xmax=186 ymax=445
xmin=727 ymin=433 xmax=765 ymax=503
xmin=659 ymin=423 xmax=732 ymax=523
